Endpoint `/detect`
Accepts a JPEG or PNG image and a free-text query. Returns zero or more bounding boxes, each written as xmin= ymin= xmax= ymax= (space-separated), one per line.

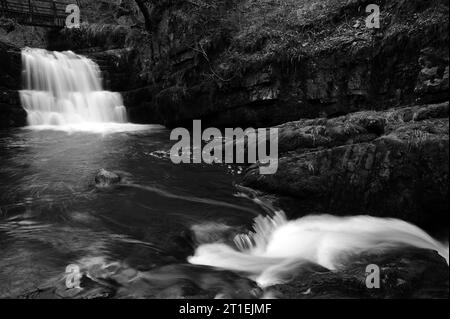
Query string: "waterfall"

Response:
xmin=19 ymin=48 xmax=127 ymax=126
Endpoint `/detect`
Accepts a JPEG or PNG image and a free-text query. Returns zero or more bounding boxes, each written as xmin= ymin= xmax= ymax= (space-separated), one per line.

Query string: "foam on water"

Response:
xmin=25 ymin=123 xmax=163 ymax=134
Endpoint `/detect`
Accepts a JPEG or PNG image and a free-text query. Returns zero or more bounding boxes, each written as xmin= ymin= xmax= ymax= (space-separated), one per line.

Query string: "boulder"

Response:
xmin=94 ymin=169 xmax=121 ymax=188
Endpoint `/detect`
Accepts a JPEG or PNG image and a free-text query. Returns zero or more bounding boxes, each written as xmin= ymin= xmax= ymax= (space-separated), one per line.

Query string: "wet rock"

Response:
xmin=134 ymin=264 xmax=261 ymax=299
xmin=54 ymin=275 xmax=116 ymax=299
xmin=154 ymin=279 xmax=208 ymax=299
xmin=243 ymin=102 xmax=449 ymax=231
xmin=0 ymin=40 xmax=26 ymax=128
xmin=268 ymin=248 xmax=449 ymax=299
xmin=95 ymin=169 xmax=121 ymax=188
xmin=69 ymin=261 xmax=262 ymax=299
xmin=20 ymin=274 xmax=116 ymax=299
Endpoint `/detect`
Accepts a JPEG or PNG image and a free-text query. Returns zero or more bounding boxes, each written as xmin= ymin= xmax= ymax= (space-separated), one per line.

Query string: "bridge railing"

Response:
xmin=1 ymin=0 xmax=79 ymax=28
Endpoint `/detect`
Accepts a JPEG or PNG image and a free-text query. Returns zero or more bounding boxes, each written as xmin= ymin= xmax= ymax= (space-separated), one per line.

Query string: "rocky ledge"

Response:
xmin=243 ymin=102 xmax=449 ymax=232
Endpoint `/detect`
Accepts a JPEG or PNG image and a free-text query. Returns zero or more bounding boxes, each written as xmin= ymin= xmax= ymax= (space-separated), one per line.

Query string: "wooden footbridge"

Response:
xmin=0 ymin=0 xmax=80 ymax=28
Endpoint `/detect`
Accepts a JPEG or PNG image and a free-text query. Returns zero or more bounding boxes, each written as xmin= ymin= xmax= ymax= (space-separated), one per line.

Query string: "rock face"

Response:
xmin=94 ymin=169 xmax=121 ymax=188
xmin=243 ymin=102 xmax=449 ymax=231
xmin=0 ymin=40 xmax=26 ymax=128
xmin=268 ymin=247 xmax=449 ymax=299
xmin=2 ymin=0 xmax=448 ymax=129
xmin=0 ymin=17 xmax=54 ymax=128
xmin=140 ymin=0 xmax=447 ymax=128
xmin=115 ymin=0 xmax=450 ymax=127
xmin=0 ymin=0 xmax=449 ymax=127
xmin=1 ymin=18 xmax=48 ymax=48
xmin=42 ymin=0 xmax=448 ymax=128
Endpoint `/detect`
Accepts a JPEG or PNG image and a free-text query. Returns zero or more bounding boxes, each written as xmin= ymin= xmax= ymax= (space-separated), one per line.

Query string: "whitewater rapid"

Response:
xmin=189 ymin=210 xmax=449 ymax=287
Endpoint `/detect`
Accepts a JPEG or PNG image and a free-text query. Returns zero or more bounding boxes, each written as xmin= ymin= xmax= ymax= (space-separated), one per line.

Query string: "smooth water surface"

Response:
xmin=0 ymin=126 xmax=260 ymax=298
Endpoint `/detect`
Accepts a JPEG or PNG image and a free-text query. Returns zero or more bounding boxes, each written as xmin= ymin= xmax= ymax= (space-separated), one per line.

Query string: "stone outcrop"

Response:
xmin=243 ymin=102 xmax=449 ymax=231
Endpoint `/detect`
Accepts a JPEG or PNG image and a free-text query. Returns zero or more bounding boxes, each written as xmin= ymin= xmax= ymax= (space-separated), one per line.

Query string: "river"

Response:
xmin=0 ymin=48 xmax=447 ymax=299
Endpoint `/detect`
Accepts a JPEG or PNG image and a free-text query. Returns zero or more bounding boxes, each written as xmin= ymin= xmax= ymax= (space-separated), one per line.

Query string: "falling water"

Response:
xmin=19 ymin=48 xmax=127 ymax=126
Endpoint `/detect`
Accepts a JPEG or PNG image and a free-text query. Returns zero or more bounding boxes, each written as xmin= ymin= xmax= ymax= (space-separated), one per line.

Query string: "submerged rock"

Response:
xmin=94 ymin=169 xmax=121 ymax=188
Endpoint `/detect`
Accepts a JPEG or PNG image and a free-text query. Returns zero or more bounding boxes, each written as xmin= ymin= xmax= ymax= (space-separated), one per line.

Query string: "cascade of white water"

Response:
xmin=189 ymin=211 xmax=449 ymax=287
xmin=19 ymin=48 xmax=127 ymax=126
